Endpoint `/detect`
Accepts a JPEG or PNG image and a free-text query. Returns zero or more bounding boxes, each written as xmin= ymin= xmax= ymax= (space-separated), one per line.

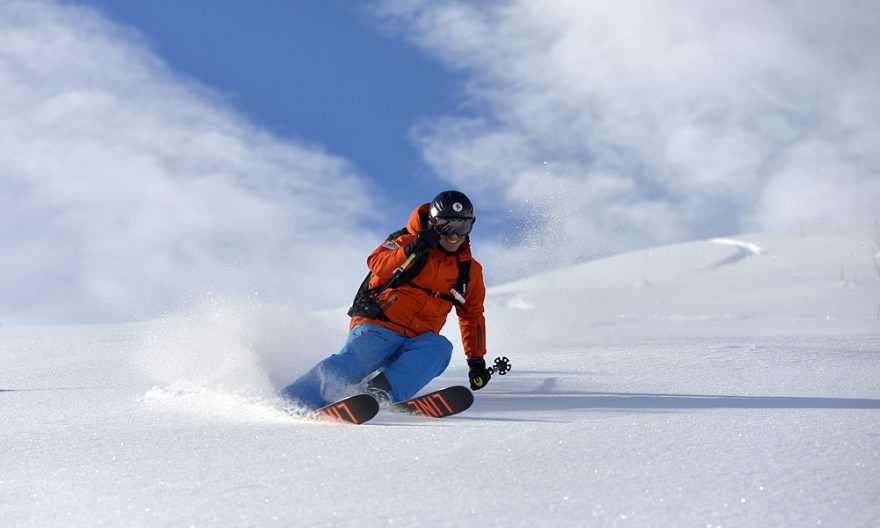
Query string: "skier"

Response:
xmin=281 ymin=190 xmax=491 ymax=410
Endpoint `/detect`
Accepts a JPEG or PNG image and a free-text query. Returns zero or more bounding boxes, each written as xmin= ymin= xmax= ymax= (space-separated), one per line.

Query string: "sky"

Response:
xmin=1 ymin=0 xmax=879 ymax=324
xmin=70 ymin=0 xmax=463 ymax=221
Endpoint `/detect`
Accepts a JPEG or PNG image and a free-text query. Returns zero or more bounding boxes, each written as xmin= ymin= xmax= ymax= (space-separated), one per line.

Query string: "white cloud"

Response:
xmin=4 ymin=0 xmax=879 ymax=322
xmin=0 ymin=1 xmax=380 ymax=323
xmin=377 ymin=0 xmax=880 ymax=280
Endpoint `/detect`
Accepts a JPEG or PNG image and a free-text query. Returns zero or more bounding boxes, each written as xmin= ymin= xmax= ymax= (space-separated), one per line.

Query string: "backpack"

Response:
xmin=347 ymin=226 xmax=472 ymax=320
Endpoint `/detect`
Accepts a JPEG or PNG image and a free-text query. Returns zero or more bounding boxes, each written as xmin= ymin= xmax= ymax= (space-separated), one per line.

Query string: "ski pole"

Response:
xmin=371 ymin=250 xmax=420 ymax=300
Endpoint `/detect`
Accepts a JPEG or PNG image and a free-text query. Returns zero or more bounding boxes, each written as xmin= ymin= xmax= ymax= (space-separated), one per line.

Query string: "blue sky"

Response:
xmin=74 ymin=0 xmax=463 ymax=222
xmin=2 ymin=0 xmax=878 ymax=324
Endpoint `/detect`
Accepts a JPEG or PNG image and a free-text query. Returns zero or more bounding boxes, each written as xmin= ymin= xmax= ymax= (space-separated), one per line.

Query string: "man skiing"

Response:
xmin=281 ymin=190 xmax=491 ymax=410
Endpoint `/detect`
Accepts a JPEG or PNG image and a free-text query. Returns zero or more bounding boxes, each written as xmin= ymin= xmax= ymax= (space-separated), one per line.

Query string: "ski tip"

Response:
xmin=443 ymin=385 xmax=474 ymax=406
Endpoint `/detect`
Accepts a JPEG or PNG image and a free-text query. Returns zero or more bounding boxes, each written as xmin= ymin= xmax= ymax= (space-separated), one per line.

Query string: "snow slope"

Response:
xmin=2 ymin=225 xmax=879 ymax=527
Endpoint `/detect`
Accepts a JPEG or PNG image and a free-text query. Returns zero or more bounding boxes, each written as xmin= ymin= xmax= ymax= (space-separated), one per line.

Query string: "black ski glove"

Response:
xmin=467 ymin=357 xmax=492 ymax=391
xmin=405 ymin=227 xmax=440 ymax=256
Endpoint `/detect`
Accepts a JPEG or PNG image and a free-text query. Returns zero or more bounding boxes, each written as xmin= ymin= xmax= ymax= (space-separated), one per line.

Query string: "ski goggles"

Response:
xmin=433 ymin=217 xmax=474 ymax=236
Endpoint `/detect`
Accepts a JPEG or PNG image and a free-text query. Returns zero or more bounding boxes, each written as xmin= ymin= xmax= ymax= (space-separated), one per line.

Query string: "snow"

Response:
xmin=2 ymin=225 xmax=879 ymax=527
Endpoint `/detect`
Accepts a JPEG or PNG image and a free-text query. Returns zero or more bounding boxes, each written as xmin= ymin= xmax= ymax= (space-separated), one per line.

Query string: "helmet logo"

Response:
xmin=452 ymin=202 xmax=463 ymax=212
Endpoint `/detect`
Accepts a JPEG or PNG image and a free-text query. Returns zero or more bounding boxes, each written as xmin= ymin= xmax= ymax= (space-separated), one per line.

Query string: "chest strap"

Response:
xmin=400 ymin=254 xmax=471 ymax=310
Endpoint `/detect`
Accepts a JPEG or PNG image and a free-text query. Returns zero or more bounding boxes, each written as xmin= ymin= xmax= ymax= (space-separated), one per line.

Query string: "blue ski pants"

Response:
xmin=280 ymin=323 xmax=453 ymax=409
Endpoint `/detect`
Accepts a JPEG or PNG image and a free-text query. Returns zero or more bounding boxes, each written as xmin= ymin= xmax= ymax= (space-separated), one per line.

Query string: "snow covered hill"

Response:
xmin=2 ymin=225 xmax=879 ymax=527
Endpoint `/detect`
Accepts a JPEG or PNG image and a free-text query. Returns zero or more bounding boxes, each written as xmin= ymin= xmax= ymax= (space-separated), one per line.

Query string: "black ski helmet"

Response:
xmin=428 ymin=190 xmax=476 ymax=235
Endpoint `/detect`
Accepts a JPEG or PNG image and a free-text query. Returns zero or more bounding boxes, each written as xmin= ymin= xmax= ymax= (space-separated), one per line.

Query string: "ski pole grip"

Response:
xmin=373 ymin=251 xmax=419 ymax=300
xmin=394 ymin=252 xmax=417 ymax=274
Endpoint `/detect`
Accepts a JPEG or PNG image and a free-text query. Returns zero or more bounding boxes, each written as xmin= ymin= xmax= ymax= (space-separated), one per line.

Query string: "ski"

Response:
xmin=311 ymin=393 xmax=379 ymax=425
xmin=388 ymin=385 xmax=473 ymax=418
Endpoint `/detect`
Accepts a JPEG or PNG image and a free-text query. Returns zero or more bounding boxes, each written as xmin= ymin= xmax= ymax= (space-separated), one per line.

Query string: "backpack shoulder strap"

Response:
xmin=456 ymin=256 xmax=471 ymax=295
xmin=386 ymin=227 xmax=409 ymax=241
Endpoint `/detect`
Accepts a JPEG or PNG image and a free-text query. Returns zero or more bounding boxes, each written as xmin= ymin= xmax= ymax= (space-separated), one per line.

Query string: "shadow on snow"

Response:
xmin=478 ymin=390 xmax=880 ymax=413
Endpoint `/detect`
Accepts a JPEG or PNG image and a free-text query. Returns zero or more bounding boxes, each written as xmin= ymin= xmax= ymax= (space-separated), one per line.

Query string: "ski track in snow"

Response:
xmin=709 ymin=238 xmax=766 ymax=269
xmin=2 ymin=226 xmax=880 ymax=527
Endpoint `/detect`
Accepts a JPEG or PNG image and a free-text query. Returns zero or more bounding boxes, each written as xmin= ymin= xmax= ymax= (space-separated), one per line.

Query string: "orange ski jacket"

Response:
xmin=349 ymin=204 xmax=487 ymax=359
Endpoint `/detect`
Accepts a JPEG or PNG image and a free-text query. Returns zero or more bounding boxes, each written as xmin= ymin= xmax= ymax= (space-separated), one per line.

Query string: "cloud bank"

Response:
xmin=0 ymin=1 xmax=379 ymax=324
xmin=3 ymin=0 xmax=879 ymax=322
xmin=376 ymin=0 xmax=880 ymax=280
